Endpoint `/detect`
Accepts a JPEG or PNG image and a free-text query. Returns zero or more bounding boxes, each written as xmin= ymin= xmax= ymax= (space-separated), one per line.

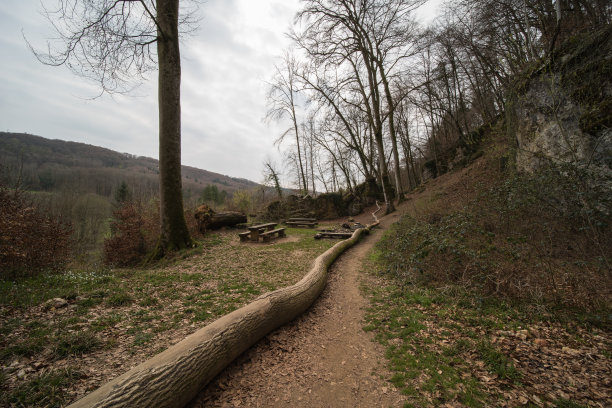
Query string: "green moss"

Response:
xmin=556 ymin=27 xmax=612 ymax=135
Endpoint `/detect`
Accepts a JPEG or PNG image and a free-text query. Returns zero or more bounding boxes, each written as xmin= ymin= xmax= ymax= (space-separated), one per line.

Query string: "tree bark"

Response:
xmin=156 ymin=0 xmax=192 ymax=254
xmin=380 ymin=71 xmax=404 ymax=202
xmin=290 ymin=104 xmax=308 ymax=194
xmin=198 ymin=212 xmax=247 ymax=231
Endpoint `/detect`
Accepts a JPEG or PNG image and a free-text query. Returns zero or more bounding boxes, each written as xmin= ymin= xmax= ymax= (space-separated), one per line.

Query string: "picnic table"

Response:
xmin=247 ymin=223 xmax=276 ymax=241
xmin=239 ymin=222 xmax=286 ymax=242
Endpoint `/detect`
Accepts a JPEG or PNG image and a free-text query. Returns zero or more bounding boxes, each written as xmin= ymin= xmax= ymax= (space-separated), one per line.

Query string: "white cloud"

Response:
xmin=0 ymin=0 xmax=300 ymax=181
xmin=0 ymin=0 xmax=444 ymax=184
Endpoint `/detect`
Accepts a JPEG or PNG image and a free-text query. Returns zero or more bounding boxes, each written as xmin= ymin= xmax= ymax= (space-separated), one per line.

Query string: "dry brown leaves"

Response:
xmin=1 ymin=228 xmax=335 ymax=406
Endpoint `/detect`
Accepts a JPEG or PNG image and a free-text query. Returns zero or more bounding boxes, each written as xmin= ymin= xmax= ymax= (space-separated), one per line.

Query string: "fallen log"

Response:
xmin=195 ymin=205 xmax=246 ymax=231
xmin=68 ymin=223 xmax=378 ymax=408
xmin=203 ymin=212 xmax=247 ymax=230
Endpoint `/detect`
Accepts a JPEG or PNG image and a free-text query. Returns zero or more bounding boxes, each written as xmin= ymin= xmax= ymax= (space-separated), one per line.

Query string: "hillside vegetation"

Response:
xmin=0 ymin=132 xmax=259 ymax=200
xmin=376 ymin=24 xmax=612 ymax=316
xmin=0 ymin=132 xmax=267 ymax=264
xmin=357 ymin=24 xmax=611 ymax=408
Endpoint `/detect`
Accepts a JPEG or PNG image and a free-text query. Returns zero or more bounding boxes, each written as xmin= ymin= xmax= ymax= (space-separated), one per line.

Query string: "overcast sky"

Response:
xmin=0 ymin=0 xmax=441 ymax=185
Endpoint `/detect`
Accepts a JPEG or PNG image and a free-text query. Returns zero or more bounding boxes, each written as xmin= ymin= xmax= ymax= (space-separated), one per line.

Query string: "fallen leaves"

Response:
xmin=1 ymin=228 xmax=336 ymax=406
xmin=360 ymin=266 xmax=612 ymax=408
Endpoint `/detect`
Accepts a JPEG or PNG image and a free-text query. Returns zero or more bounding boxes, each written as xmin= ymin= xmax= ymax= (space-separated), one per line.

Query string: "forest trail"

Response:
xmin=188 ymin=210 xmax=404 ymax=407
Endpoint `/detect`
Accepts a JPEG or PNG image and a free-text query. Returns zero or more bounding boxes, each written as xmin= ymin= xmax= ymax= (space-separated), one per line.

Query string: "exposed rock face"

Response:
xmin=312 ymin=193 xmax=346 ymax=219
xmin=512 ymin=27 xmax=612 ymax=174
xmin=260 ymin=179 xmax=381 ymax=221
xmin=264 ymin=200 xmax=284 ymax=220
xmin=263 ymin=193 xmax=348 ymax=220
xmin=514 ymin=74 xmax=612 ymax=173
xmin=347 ymin=197 xmax=364 ymax=216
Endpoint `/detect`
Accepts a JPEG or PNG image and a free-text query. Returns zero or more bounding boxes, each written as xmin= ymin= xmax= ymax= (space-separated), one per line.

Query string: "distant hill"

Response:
xmin=0 ymin=132 xmax=261 ymax=202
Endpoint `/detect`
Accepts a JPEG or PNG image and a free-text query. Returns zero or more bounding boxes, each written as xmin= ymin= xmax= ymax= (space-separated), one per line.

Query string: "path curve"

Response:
xmin=189 ymin=212 xmax=403 ymax=407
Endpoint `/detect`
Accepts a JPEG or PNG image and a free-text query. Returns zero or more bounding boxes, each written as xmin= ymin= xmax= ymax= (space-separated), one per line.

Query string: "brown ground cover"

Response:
xmin=0 ymin=227 xmax=335 ymax=406
xmin=2 ymin=141 xmax=610 ymax=407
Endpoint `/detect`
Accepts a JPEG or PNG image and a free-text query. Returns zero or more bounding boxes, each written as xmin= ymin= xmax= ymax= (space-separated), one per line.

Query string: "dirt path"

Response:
xmin=188 ymin=213 xmax=403 ymax=407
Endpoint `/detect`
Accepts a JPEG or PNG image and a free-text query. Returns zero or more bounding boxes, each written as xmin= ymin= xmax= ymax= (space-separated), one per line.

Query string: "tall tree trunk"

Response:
xmin=379 ymin=69 xmax=404 ymax=202
xmin=399 ymin=116 xmax=416 ymax=190
xmin=310 ymin=142 xmax=316 ymax=196
xmin=369 ymin=99 xmax=394 ymax=212
xmin=354 ymin=51 xmax=394 ymax=213
xmin=155 ymin=0 xmax=192 ymax=255
xmin=291 ymin=107 xmax=308 ymax=194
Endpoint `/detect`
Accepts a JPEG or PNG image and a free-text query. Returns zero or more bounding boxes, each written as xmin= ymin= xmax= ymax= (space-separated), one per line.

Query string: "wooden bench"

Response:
xmin=314 ymin=232 xmax=353 ymax=240
xmin=289 ymin=217 xmax=317 ymax=222
xmin=260 ymin=228 xmax=286 ymax=242
xmin=238 ymin=222 xmax=278 ymax=242
xmin=285 ymin=218 xmax=318 ymax=228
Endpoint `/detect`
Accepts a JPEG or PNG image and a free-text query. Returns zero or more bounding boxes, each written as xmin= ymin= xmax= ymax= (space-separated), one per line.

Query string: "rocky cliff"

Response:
xmin=510 ymin=26 xmax=612 ymax=174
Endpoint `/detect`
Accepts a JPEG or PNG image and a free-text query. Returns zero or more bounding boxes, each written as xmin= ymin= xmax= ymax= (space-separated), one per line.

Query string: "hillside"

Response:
xmin=0 ymin=132 xmax=268 ymax=257
xmin=0 ymin=132 xmax=260 ymax=201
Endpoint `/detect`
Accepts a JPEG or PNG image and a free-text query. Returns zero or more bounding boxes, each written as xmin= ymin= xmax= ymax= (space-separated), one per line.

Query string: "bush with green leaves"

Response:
xmin=231 ymin=190 xmax=252 ymax=214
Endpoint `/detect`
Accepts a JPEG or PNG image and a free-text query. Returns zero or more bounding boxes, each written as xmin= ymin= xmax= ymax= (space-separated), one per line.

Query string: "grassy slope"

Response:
xmin=361 ymin=134 xmax=611 ymax=407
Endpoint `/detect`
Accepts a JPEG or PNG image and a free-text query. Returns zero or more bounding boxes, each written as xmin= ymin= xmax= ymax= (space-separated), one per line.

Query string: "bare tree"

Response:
xmin=28 ymin=0 xmax=195 ymax=256
xmin=294 ymin=0 xmax=425 ymax=212
xmin=265 ymin=51 xmax=308 ymax=194
xmin=263 ymin=160 xmax=283 ymax=200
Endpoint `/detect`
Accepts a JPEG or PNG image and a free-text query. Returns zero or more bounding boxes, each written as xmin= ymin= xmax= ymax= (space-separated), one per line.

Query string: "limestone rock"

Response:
xmin=45 ymin=297 xmax=68 ymax=310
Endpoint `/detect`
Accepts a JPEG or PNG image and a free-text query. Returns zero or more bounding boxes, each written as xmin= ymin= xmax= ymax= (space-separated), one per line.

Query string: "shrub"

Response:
xmin=104 ymin=198 xmax=204 ymax=266
xmin=103 ymin=201 xmax=147 ymax=266
xmin=0 ymin=183 xmax=72 ymax=278
xmin=230 ymin=190 xmax=252 ymax=214
xmin=376 ymin=161 xmax=611 ymax=312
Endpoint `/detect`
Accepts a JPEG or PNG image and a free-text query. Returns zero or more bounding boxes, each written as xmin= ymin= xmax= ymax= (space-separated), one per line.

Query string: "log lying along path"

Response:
xmin=189 ymin=210 xmax=404 ymax=407
xmin=68 ymin=206 xmax=402 ymax=408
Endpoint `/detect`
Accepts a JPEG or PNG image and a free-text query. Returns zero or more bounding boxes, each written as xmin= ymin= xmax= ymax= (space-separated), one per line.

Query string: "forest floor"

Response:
xmin=2 ymin=155 xmax=611 ymax=407
xmin=189 ymin=209 xmax=405 ymax=408
xmin=1 ymin=227 xmax=338 ymax=406
xmin=188 ymin=151 xmax=611 ymax=408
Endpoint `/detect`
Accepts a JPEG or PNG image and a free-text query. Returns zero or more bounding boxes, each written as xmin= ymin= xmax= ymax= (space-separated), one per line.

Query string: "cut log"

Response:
xmin=199 ymin=212 xmax=247 ymax=231
xmin=314 ymin=232 xmax=353 ymax=240
xmin=67 ymin=219 xmax=380 ymax=408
